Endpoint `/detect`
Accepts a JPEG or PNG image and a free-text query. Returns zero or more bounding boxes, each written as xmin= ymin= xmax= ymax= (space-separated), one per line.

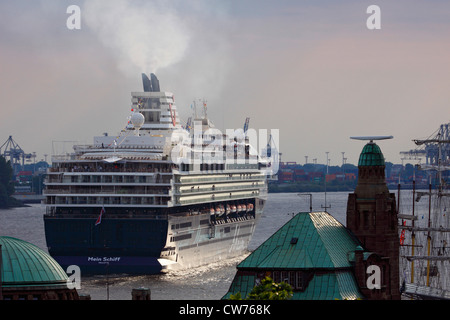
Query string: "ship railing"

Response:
xmin=176 ymin=174 xmax=266 ymax=184
xmin=44 ymin=210 xmax=169 ymax=220
xmin=174 ymin=183 xmax=264 ymax=195
xmin=51 ymin=154 xmax=77 ymax=161
xmin=49 ymin=197 xmax=169 ymax=206
xmin=43 ymin=188 xmax=171 ymax=195
xmin=177 ymin=190 xmax=258 ymax=205
xmin=47 ymin=166 xmax=174 ymax=174
xmin=45 ymin=175 xmax=172 ymax=184
xmin=212 ymin=215 xmax=255 ymax=225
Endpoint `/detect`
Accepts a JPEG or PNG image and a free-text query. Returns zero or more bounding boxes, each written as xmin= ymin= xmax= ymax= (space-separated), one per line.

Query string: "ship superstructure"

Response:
xmin=43 ymin=74 xmax=269 ymax=274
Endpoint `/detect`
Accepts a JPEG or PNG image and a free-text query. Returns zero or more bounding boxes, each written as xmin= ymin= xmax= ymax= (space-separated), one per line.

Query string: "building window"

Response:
xmin=280 ymin=271 xmax=288 ymax=283
xmin=270 ymin=270 xmax=311 ymax=291
xmin=289 ymin=272 xmax=296 ymax=287
xmin=273 ymin=271 xmax=281 ymax=283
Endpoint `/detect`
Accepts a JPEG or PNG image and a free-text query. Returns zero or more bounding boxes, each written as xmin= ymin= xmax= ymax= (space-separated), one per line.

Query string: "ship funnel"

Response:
xmin=142 ymin=73 xmax=152 ymax=92
xmin=150 ymin=73 xmax=160 ymax=92
xmin=141 ymin=73 xmax=160 ymax=92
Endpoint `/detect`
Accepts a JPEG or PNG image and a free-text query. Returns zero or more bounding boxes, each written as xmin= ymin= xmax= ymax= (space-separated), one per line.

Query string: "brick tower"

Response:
xmin=346 ymin=139 xmax=401 ymax=299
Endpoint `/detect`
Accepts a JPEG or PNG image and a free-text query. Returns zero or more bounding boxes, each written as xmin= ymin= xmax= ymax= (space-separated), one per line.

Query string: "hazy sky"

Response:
xmin=1 ymin=0 xmax=449 ymax=166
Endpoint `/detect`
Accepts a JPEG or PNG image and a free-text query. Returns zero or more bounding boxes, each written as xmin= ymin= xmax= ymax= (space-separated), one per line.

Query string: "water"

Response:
xmin=0 ymin=192 xmax=351 ymax=300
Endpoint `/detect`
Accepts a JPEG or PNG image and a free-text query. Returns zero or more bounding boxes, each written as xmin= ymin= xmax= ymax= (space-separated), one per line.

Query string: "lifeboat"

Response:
xmin=231 ymin=205 xmax=237 ymax=213
xmin=248 ymin=203 xmax=254 ymax=211
xmin=242 ymin=204 xmax=247 ymax=212
xmin=210 ymin=208 xmax=215 ymax=215
xmin=237 ymin=205 xmax=242 ymax=212
xmin=226 ymin=205 xmax=231 ymax=214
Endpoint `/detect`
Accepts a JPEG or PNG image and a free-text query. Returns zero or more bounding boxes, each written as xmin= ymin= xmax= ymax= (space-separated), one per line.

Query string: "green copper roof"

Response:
xmin=0 ymin=236 xmax=69 ymax=288
xmin=358 ymin=142 xmax=385 ymax=166
xmin=223 ymin=212 xmax=364 ymax=300
xmin=237 ymin=212 xmax=361 ymax=270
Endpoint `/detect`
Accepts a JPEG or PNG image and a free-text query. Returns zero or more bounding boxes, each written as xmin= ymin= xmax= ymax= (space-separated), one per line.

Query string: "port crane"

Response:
xmin=0 ymin=136 xmax=34 ymax=174
xmin=399 ymin=122 xmax=450 ymax=166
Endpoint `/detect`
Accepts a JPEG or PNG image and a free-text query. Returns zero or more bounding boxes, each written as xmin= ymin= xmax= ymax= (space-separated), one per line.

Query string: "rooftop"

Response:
xmin=358 ymin=142 xmax=385 ymax=167
xmin=0 ymin=236 xmax=70 ymax=288
xmin=237 ymin=212 xmax=361 ymax=270
xmin=223 ymin=212 xmax=365 ymax=300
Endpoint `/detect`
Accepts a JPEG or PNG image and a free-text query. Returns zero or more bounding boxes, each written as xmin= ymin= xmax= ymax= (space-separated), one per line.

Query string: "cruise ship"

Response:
xmin=43 ymin=74 xmax=269 ymax=274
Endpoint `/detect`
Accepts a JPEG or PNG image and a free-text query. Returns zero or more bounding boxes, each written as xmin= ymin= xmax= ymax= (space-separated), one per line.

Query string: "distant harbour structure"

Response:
xmin=0 ymin=136 xmax=35 ymax=175
xmin=400 ymin=122 xmax=450 ymax=165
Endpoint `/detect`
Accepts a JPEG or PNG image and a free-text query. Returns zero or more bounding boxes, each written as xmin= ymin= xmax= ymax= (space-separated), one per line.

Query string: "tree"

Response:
xmin=0 ymin=156 xmax=14 ymax=208
xmin=229 ymin=277 xmax=293 ymax=300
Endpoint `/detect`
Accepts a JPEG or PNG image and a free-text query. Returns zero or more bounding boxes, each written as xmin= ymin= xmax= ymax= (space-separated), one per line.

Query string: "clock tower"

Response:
xmin=346 ymin=137 xmax=401 ymax=299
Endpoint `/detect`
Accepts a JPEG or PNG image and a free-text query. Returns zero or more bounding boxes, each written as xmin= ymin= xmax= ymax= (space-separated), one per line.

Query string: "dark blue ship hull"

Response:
xmin=44 ymin=215 xmax=169 ymax=274
xmin=44 ymin=199 xmax=263 ymax=275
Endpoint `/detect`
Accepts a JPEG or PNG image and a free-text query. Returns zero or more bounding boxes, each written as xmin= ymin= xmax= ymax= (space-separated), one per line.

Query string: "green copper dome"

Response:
xmin=358 ymin=143 xmax=385 ymax=166
xmin=0 ymin=236 xmax=70 ymax=288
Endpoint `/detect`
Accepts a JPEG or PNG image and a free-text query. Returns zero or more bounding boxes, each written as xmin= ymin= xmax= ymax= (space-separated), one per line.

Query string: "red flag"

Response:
xmin=95 ymin=206 xmax=105 ymax=226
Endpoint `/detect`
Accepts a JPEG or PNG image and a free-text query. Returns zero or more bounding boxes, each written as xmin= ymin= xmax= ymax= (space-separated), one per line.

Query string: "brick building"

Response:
xmin=346 ymin=141 xmax=400 ymax=299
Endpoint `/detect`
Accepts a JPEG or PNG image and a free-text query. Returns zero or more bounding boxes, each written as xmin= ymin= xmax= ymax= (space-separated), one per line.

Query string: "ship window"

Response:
xmin=173 ymin=234 xmax=192 ymax=241
xmin=179 ymin=222 xmax=192 ymax=228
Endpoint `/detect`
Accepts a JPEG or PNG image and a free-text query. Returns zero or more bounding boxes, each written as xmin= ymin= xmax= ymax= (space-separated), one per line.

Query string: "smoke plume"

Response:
xmin=84 ymin=0 xmax=190 ymax=76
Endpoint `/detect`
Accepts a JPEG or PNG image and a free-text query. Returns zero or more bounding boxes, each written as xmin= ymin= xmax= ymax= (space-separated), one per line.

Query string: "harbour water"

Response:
xmin=0 ymin=191 xmax=372 ymax=300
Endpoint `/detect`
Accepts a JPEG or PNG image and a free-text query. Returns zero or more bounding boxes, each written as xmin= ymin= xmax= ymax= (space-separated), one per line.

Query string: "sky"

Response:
xmin=0 ymin=0 xmax=449 ymax=166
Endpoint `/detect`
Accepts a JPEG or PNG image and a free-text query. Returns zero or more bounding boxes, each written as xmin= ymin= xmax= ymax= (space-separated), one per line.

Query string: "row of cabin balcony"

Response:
xmin=43 ymin=185 xmax=171 ymax=196
xmin=175 ymin=190 xmax=260 ymax=205
xmin=178 ymin=162 xmax=259 ymax=172
xmin=48 ymin=159 xmax=259 ymax=175
xmin=48 ymin=162 xmax=176 ymax=173
xmin=174 ymin=181 xmax=265 ymax=195
xmin=74 ymin=144 xmax=163 ymax=151
xmin=45 ymin=174 xmax=172 ymax=184
xmin=46 ymin=195 xmax=169 ymax=206
xmin=175 ymin=172 xmax=265 ymax=184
